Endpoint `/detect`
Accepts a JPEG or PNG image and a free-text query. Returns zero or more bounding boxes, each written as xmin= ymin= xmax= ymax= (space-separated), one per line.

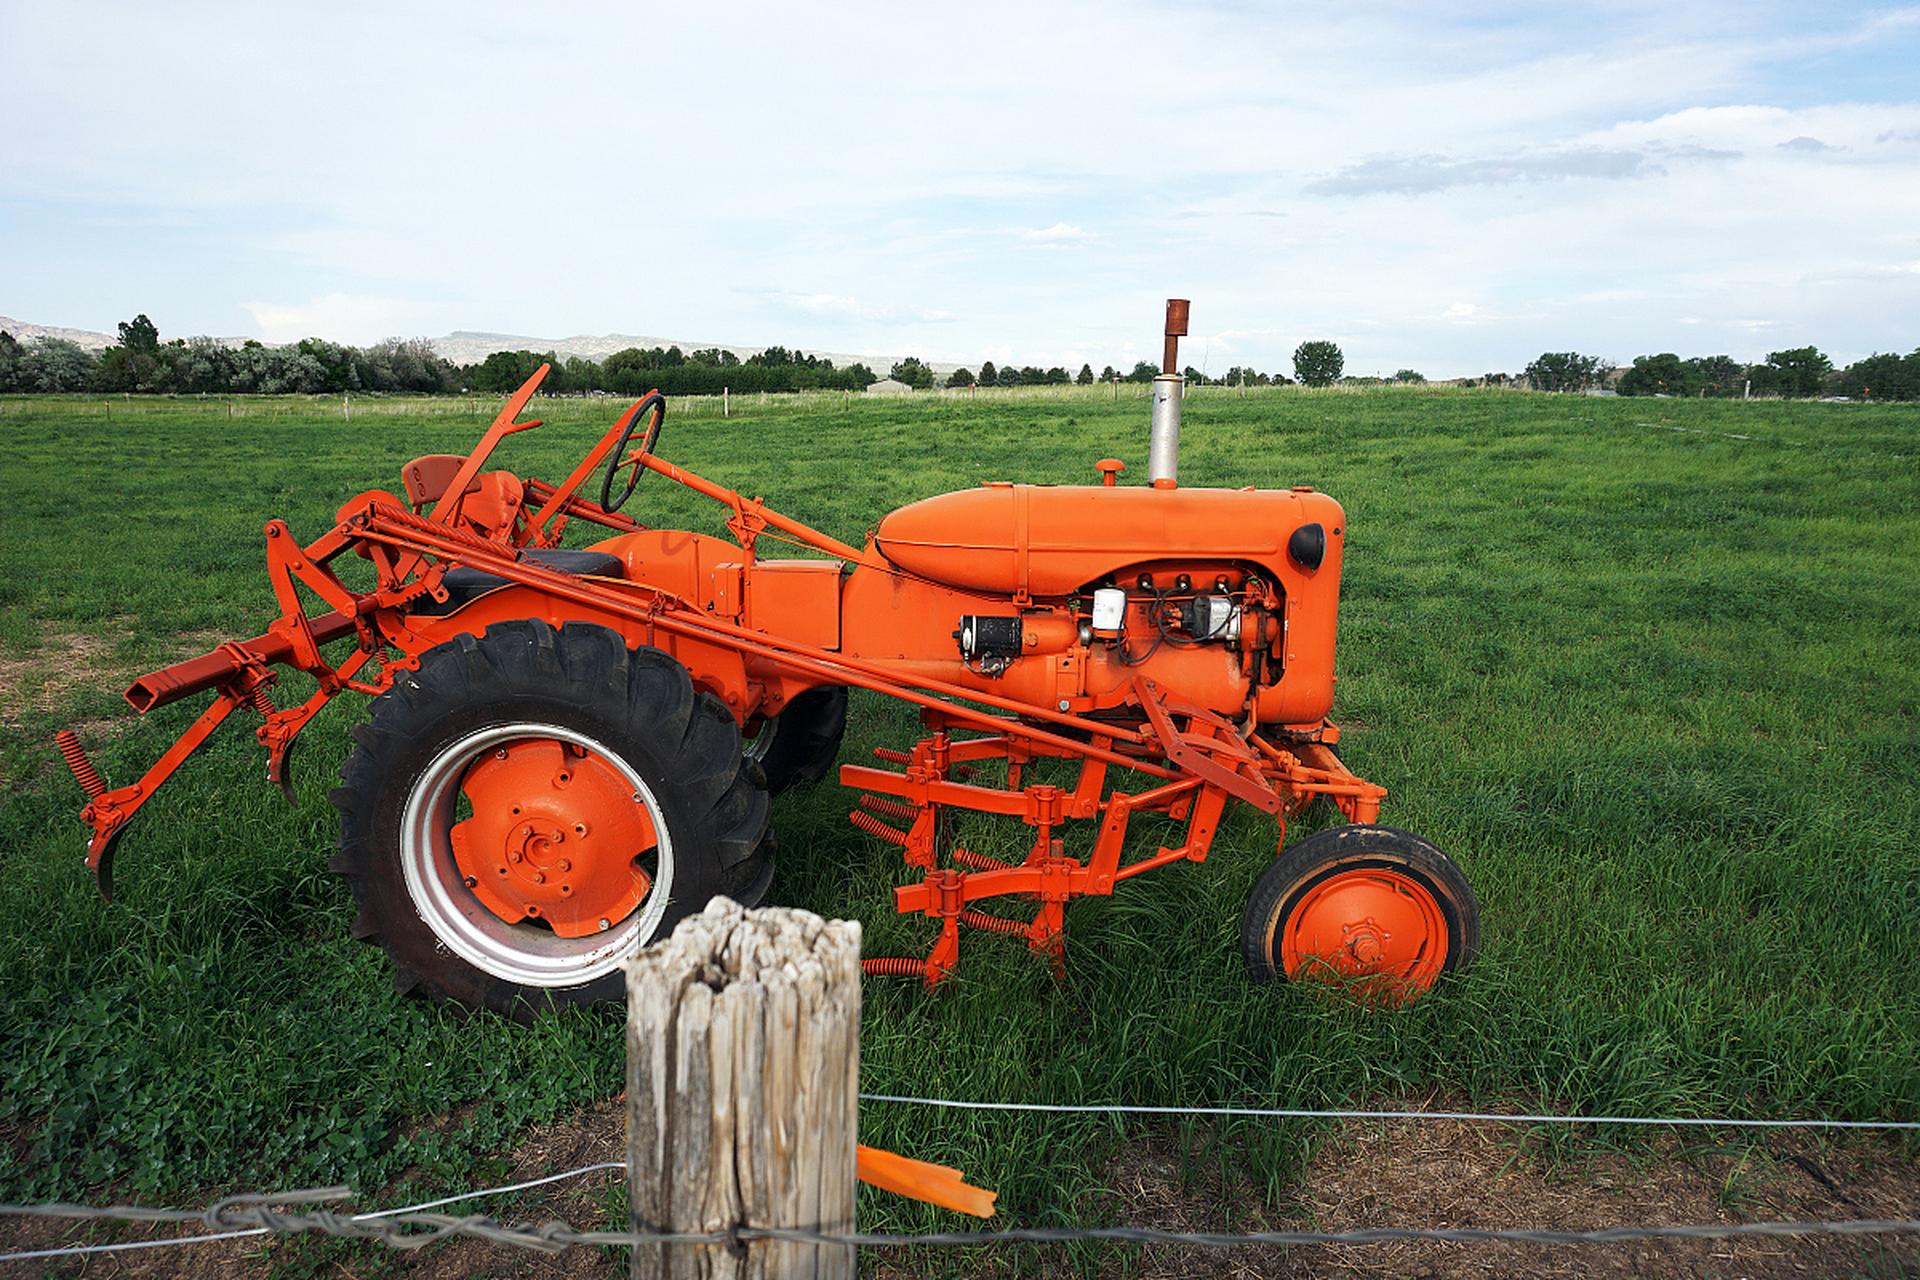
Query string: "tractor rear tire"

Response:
xmin=1240 ymin=824 xmax=1478 ymax=1004
xmin=744 ymin=685 xmax=848 ymax=794
xmin=329 ymin=619 xmax=769 ymax=1019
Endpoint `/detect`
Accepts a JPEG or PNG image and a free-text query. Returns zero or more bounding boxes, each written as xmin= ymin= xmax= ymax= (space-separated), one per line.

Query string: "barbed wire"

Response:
xmin=5 ymin=1184 xmax=1920 ymax=1261
xmin=6 ymin=1098 xmax=1917 ymax=1263
xmin=0 ymin=1163 xmax=625 ymax=1264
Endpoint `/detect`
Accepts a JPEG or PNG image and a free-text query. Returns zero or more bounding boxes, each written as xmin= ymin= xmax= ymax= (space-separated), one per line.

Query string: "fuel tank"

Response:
xmin=872 ymin=481 xmax=1344 ymax=597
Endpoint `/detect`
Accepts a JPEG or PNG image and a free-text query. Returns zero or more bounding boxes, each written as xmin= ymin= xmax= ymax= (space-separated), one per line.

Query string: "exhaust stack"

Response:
xmin=1148 ymin=299 xmax=1189 ymax=487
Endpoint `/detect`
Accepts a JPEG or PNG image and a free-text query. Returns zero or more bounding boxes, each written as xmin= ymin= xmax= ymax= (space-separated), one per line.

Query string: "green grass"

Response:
xmin=2 ymin=386 xmax=1916 ymax=1243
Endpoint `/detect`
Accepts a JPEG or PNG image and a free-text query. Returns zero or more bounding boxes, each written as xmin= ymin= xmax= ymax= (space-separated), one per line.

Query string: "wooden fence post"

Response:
xmin=626 ymin=897 xmax=861 ymax=1280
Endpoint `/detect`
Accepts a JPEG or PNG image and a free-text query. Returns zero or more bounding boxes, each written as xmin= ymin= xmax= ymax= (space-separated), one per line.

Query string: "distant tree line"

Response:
xmin=1515 ymin=345 xmax=1920 ymax=400
xmin=6 ymin=315 xmax=1914 ymax=402
xmin=0 ymin=316 xmax=877 ymax=398
xmin=471 ymin=343 xmax=876 ymax=396
xmin=0 ymin=318 xmax=461 ymax=395
xmin=938 ymin=359 xmax=1308 ymax=389
xmin=941 ymin=361 xmax=1092 ymax=389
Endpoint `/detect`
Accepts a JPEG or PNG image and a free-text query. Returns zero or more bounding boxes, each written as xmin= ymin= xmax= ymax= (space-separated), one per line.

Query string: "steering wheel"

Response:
xmin=600 ymin=392 xmax=667 ymax=513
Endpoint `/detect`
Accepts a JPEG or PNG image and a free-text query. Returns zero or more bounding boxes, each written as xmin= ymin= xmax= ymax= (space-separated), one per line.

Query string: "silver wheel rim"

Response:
xmin=399 ymin=722 xmax=673 ymax=988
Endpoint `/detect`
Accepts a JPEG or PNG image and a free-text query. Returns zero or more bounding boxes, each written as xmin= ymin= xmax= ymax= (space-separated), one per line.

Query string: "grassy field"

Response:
xmin=1 ymin=385 xmax=1916 ymax=1261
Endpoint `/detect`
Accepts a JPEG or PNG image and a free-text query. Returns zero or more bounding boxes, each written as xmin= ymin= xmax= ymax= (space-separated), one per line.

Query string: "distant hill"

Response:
xmin=0 ymin=316 xmax=962 ymax=378
xmin=0 ymin=317 xmax=122 ymax=352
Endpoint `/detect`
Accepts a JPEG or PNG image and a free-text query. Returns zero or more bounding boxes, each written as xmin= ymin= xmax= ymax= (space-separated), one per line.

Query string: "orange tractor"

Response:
xmin=59 ymin=301 xmax=1479 ymax=1018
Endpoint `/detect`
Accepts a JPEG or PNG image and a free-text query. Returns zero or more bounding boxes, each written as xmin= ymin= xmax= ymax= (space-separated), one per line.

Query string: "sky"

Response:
xmin=4 ymin=0 xmax=1918 ymax=380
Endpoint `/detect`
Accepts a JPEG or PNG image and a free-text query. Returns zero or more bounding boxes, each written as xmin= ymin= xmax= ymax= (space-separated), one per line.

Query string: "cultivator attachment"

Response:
xmin=847 ymin=679 xmax=1385 ymax=986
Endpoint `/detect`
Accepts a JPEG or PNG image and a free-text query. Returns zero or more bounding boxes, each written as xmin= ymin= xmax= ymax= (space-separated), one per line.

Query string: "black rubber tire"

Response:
xmin=328 ymin=619 xmax=769 ymax=1019
xmin=1240 ymin=824 xmax=1479 ymax=998
xmin=743 ymin=685 xmax=848 ymax=794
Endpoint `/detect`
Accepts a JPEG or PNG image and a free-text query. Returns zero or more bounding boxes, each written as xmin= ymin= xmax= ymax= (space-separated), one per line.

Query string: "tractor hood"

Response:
xmin=872 ymin=481 xmax=1344 ymax=597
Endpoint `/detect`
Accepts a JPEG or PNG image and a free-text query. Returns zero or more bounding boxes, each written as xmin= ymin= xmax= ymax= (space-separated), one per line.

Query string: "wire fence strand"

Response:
xmin=856 ymin=1093 xmax=1920 ymax=1129
xmin=5 ymin=1190 xmax=1920 ymax=1258
xmin=6 ymin=1100 xmax=1917 ymax=1264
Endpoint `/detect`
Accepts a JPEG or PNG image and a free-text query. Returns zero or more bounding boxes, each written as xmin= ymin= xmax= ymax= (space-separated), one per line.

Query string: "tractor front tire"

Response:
xmin=744 ymin=684 xmax=848 ymax=794
xmin=329 ymin=620 xmax=769 ymax=1019
xmin=1240 ymin=824 xmax=1478 ymax=1004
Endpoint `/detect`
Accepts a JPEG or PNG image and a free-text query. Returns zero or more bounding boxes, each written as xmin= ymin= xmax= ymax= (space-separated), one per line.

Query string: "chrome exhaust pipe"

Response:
xmin=1147 ymin=299 xmax=1188 ymax=488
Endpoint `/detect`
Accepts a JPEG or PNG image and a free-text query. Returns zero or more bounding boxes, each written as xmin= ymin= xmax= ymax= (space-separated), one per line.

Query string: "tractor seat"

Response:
xmin=412 ymin=547 xmax=627 ymax=617
xmin=402 ymin=454 xmax=524 ymax=542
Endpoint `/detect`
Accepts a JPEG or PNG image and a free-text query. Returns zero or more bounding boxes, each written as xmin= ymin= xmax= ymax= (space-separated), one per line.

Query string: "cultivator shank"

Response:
xmin=845 ymin=680 xmax=1384 ymax=986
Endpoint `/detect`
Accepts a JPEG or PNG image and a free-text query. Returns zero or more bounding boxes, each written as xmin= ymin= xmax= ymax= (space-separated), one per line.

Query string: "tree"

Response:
xmin=474 ymin=349 xmax=546 ymax=393
xmin=117 ymin=313 xmax=159 ymax=352
xmin=1393 ymin=369 xmax=1425 ymax=384
xmin=1076 ymin=363 xmax=1094 ymax=386
xmin=1834 ymin=350 xmax=1920 ymax=401
xmin=1099 ymin=365 xmax=1117 ymax=382
xmin=12 ymin=336 xmax=97 ymax=391
xmin=1292 ymin=341 xmax=1343 ymax=387
xmin=889 ymin=357 xmax=934 ymax=390
xmin=1522 ymin=352 xmax=1607 ymax=394
xmin=1124 ymin=360 xmax=1158 ymax=383
xmin=1617 ymin=353 xmax=1692 ymax=398
xmin=1763 ymin=346 xmax=1833 ymax=399
xmin=947 ymin=367 xmax=975 ymax=388
xmin=1690 ymin=355 xmax=1744 ymax=397
xmin=978 ymin=360 xmax=997 ymax=386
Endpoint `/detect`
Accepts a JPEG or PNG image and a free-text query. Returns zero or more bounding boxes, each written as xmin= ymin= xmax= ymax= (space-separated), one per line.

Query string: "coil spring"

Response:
xmin=959 ymin=910 xmax=1026 ymax=936
xmin=952 ymin=848 xmax=1016 ymax=873
xmin=56 ymin=731 xmax=106 ymax=799
xmin=857 ymin=794 xmax=920 ymax=822
xmin=849 ymin=810 xmax=910 ymax=847
xmin=871 ymin=747 xmax=912 ymax=765
xmin=861 ymin=957 xmax=928 ymax=978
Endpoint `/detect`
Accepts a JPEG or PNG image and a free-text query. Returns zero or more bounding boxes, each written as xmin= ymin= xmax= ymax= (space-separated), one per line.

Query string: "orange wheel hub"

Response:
xmin=449 ymin=737 xmax=656 ymax=938
xmin=1281 ymin=868 xmax=1449 ymax=1005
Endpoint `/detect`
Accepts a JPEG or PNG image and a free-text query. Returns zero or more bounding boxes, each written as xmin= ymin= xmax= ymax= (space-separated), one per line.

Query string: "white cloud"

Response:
xmin=3 ymin=1 xmax=1917 ymax=377
xmin=1021 ymin=223 xmax=1095 ymax=245
xmin=244 ymin=296 xmax=419 ymax=346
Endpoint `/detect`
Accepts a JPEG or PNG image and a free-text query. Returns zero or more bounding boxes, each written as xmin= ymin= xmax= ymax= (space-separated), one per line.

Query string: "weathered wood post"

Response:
xmin=626 ymin=897 xmax=861 ymax=1280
